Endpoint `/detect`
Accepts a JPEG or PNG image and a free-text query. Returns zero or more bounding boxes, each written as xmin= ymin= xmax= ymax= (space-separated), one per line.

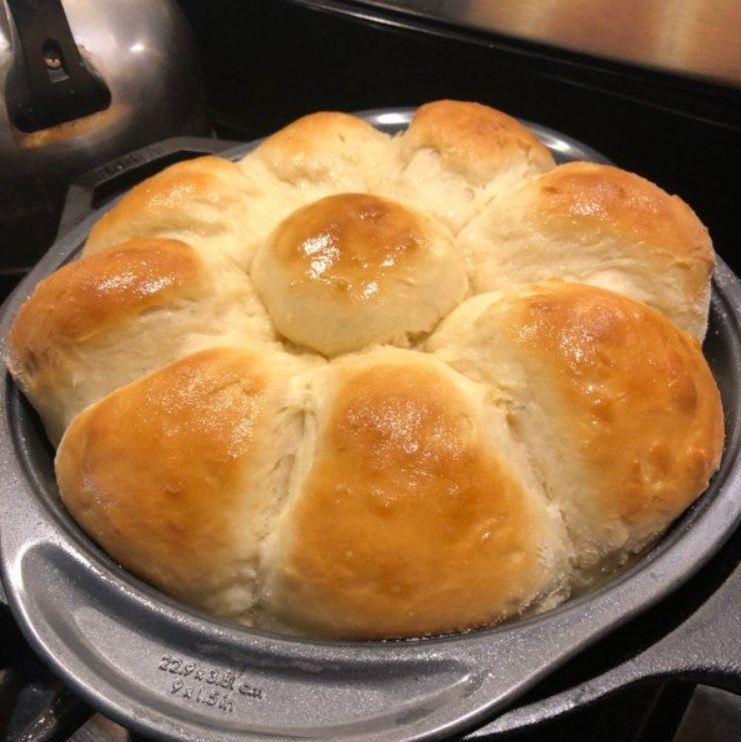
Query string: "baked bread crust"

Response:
xmin=401 ymin=99 xmax=554 ymax=186
xmin=460 ymin=162 xmax=714 ymax=338
xmin=85 ymin=156 xmax=267 ymax=265
xmin=56 ymin=345 xmax=313 ymax=618
xmin=6 ymin=100 xmax=724 ymax=639
xmin=8 ymin=237 xmax=273 ymax=443
xmin=428 ymin=282 xmax=723 ymax=582
xmin=252 ymin=193 xmax=467 ymax=356
xmin=262 ymin=351 xmax=569 ymax=639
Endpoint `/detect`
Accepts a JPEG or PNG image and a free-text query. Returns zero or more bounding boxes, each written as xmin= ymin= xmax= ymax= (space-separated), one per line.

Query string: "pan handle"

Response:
xmin=469 ymin=535 xmax=741 ymax=738
xmin=55 ymin=136 xmax=244 ymax=239
xmin=641 ymin=557 xmax=741 ymax=692
xmin=5 ymin=537 xmax=491 ymax=741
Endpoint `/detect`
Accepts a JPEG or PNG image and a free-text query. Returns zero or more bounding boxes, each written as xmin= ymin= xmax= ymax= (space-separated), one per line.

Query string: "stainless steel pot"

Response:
xmin=0 ymin=0 xmax=209 ymax=273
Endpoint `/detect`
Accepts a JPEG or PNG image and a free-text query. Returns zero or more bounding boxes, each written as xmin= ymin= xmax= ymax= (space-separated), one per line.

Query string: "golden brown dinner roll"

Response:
xmin=236 ymin=112 xmax=395 ymax=238
xmin=460 ymin=162 xmax=715 ymax=339
xmin=240 ymin=111 xmax=390 ymax=194
xmin=428 ymin=282 xmax=724 ymax=581
xmin=56 ymin=345 xmax=314 ymax=619
xmin=261 ymin=350 xmax=569 ymax=639
xmin=8 ymin=238 xmax=273 ymax=443
xmin=384 ymin=100 xmax=556 ymax=232
xmin=85 ymin=155 xmax=274 ymax=267
xmin=251 ymin=193 xmax=468 ymax=356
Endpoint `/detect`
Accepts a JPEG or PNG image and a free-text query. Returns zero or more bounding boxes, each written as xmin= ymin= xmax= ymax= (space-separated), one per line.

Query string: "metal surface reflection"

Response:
xmin=354 ymin=0 xmax=741 ymax=87
xmin=0 ymin=0 xmax=209 ymax=267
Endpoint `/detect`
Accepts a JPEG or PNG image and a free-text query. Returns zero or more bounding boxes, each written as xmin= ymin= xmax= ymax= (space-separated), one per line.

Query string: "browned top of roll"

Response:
xmin=8 ymin=239 xmax=207 ymax=393
xmin=404 ymin=100 xmax=554 ymax=185
xmin=504 ymin=283 xmax=723 ymax=525
xmin=85 ymin=156 xmax=255 ymax=255
xmin=11 ymin=239 xmax=204 ymax=350
xmin=267 ymin=193 xmax=442 ymax=299
xmin=429 ymin=281 xmax=724 ymax=566
xmin=532 ymin=162 xmax=714 ymax=276
xmin=56 ymin=347 xmax=291 ymax=611
xmin=265 ymin=356 xmax=562 ymax=638
xmin=252 ymin=193 xmax=466 ymax=356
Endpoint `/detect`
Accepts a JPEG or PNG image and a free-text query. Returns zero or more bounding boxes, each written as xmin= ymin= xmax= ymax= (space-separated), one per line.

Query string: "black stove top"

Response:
xmin=2 ymin=1 xmax=740 ymax=739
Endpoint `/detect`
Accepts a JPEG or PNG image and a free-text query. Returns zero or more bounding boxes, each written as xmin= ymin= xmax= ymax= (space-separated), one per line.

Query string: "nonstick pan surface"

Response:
xmin=1 ymin=110 xmax=740 ymax=741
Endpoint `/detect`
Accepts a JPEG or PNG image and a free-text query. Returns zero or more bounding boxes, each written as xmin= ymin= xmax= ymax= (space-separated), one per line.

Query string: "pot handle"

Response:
xmin=5 ymin=0 xmax=111 ymax=132
xmin=55 ymin=136 xmax=245 ymax=239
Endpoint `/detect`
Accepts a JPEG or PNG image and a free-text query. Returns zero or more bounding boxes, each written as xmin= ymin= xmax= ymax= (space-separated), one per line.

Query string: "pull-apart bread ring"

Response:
xmin=6 ymin=100 xmax=724 ymax=640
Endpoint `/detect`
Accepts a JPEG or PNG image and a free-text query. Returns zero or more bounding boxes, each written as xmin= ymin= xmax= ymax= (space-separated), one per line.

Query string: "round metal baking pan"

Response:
xmin=0 ymin=109 xmax=740 ymax=741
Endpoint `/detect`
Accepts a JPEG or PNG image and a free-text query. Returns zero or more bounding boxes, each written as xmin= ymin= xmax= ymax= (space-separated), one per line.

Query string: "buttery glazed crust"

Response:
xmin=531 ymin=163 xmax=713 ymax=270
xmin=10 ymin=238 xmax=205 ymax=348
xmin=460 ymin=161 xmax=715 ymax=339
xmin=263 ymin=353 xmax=567 ymax=639
xmin=8 ymin=239 xmax=210 ymax=442
xmin=402 ymin=100 xmax=555 ymax=185
xmin=85 ymin=156 xmax=265 ymax=265
xmin=56 ymin=346 xmax=309 ymax=617
xmin=428 ymin=282 xmax=724 ymax=574
xmin=251 ymin=193 xmax=467 ymax=355
xmin=8 ymin=236 xmax=276 ymax=444
xmin=506 ymin=284 xmax=722 ymax=527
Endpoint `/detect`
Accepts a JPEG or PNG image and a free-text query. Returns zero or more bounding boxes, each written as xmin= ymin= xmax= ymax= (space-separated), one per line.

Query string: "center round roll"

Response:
xmin=251 ymin=193 xmax=468 ymax=357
